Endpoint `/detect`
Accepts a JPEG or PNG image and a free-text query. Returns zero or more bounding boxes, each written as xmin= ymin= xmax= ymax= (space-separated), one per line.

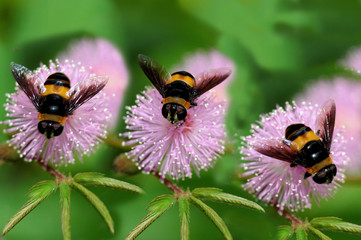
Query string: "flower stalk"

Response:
xmin=36 ymin=158 xmax=65 ymax=180
xmin=278 ymin=208 xmax=303 ymax=227
xmin=154 ymin=171 xmax=184 ymax=195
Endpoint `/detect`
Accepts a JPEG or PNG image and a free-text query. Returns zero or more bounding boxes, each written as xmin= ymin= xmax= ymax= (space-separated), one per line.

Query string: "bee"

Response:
xmin=254 ymin=99 xmax=337 ymax=184
xmin=10 ymin=62 xmax=107 ymax=139
xmin=138 ymin=54 xmax=231 ymax=124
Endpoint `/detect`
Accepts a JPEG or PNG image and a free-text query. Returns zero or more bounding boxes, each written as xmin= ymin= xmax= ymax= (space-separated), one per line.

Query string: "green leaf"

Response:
xmin=2 ymin=180 xmax=57 ymax=236
xmin=308 ymin=226 xmax=332 ymax=240
xmin=179 ymin=0 xmax=302 ymax=71
xmin=71 ymin=181 xmax=114 ymax=234
xmin=126 ymin=194 xmax=175 ymax=240
xmin=59 ymin=182 xmax=71 ymax=240
xmin=11 ymin=0 xmax=122 ymax=46
xmin=277 ymin=225 xmax=294 ymax=240
xmin=192 ymin=188 xmax=264 ymax=213
xmin=275 ymin=11 xmax=319 ymax=30
xmin=178 ymin=196 xmax=190 ymax=240
xmin=296 ymin=226 xmax=307 ymax=240
xmin=73 ymin=172 xmax=143 ymax=194
xmin=311 ymin=217 xmax=361 ymax=234
xmin=190 ymin=196 xmax=232 ymax=240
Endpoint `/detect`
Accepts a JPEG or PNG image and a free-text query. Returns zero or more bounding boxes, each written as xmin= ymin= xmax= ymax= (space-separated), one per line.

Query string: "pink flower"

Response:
xmin=172 ymin=50 xmax=235 ymax=105
xmin=241 ymin=101 xmax=348 ymax=213
xmin=122 ymin=88 xmax=226 ymax=180
xmin=295 ymin=78 xmax=361 ymax=174
xmin=3 ymin=59 xmax=110 ymax=165
xmin=341 ymin=45 xmax=361 ymax=73
xmin=58 ymin=38 xmax=129 ymax=129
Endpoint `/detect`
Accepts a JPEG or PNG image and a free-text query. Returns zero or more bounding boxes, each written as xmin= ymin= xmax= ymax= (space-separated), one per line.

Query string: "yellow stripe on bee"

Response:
xmin=166 ymin=74 xmax=195 ymax=88
xmin=290 ymin=130 xmax=320 ymax=152
xmin=41 ymin=85 xmax=70 ymax=100
xmin=306 ymin=156 xmax=333 ymax=175
xmin=38 ymin=113 xmax=67 ymax=124
xmin=162 ymin=97 xmax=191 ymax=109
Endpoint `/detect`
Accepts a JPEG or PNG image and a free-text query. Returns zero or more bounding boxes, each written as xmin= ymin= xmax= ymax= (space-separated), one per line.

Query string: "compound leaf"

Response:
xmin=192 ymin=188 xmax=264 ymax=213
xmin=2 ymin=180 xmax=57 ymax=236
xmin=71 ymin=181 xmax=114 ymax=234
xmin=126 ymin=194 xmax=175 ymax=240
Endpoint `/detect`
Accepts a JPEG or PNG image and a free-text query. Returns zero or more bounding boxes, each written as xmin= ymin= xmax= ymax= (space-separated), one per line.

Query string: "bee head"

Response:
xmin=312 ymin=164 xmax=337 ymax=184
xmin=162 ymin=103 xmax=187 ymax=124
xmin=38 ymin=120 xmax=64 ymax=139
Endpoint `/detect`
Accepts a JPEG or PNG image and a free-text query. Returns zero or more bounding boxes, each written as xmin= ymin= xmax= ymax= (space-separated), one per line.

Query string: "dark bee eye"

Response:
xmin=162 ymin=104 xmax=171 ymax=119
xmin=176 ymin=106 xmax=187 ymax=121
xmin=38 ymin=120 xmax=64 ymax=138
xmin=38 ymin=121 xmax=47 ymax=134
xmin=53 ymin=123 xmax=60 ymax=130
xmin=313 ymin=172 xmax=327 ymax=184
xmin=313 ymin=165 xmax=336 ymax=184
xmin=53 ymin=123 xmax=64 ymax=136
xmin=330 ymin=164 xmax=337 ymax=177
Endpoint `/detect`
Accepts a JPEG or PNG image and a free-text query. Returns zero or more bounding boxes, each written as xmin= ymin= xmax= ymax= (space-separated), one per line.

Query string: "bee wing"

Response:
xmin=10 ymin=62 xmax=42 ymax=110
xmin=66 ymin=75 xmax=108 ymax=115
xmin=252 ymin=138 xmax=296 ymax=163
xmin=315 ymin=99 xmax=336 ymax=151
xmin=138 ymin=54 xmax=170 ymax=97
xmin=191 ymin=68 xmax=231 ymax=100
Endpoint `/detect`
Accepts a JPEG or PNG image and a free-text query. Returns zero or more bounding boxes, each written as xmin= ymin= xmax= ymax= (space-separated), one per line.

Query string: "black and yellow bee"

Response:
xmin=138 ymin=54 xmax=231 ymax=124
xmin=10 ymin=63 xmax=107 ymax=139
xmin=254 ymin=99 xmax=337 ymax=184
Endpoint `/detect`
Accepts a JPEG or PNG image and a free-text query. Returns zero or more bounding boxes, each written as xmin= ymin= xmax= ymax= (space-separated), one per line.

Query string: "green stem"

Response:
xmin=234 ymin=168 xmax=248 ymax=182
xmin=224 ymin=140 xmax=236 ymax=155
xmin=0 ymin=144 xmax=19 ymax=163
xmin=0 ymin=140 xmax=64 ymax=180
xmin=102 ymin=133 xmax=132 ymax=151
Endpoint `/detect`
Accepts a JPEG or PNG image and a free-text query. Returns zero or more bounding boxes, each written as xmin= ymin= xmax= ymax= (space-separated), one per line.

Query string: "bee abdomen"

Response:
xmin=168 ymin=71 xmax=195 ymax=87
xmin=166 ymin=71 xmax=195 ymax=89
xmin=285 ymin=124 xmax=311 ymax=140
xmin=46 ymin=72 xmax=70 ymax=84
xmin=286 ymin=123 xmax=321 ymax=153
xmin=42 ymin=72 xmax=70 ymax=100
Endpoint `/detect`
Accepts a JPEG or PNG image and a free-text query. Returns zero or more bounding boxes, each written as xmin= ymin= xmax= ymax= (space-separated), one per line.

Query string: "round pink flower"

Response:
xmin=122 ymin=88 xmax=226 ymax=180
xmin=58 ymin=38 xmax=129 ymax=129
xmin=295 ymin=78 xmax=361 ymax=174
xmin=3 ymin=59 xmax=110 ymax=165
xmin=241 ymin=101 xmax=348 ymax=213
xmin=341 ymin=45 xmax=361 ymax=73
xmin=172 ymin=50 xmax=235 ymax=105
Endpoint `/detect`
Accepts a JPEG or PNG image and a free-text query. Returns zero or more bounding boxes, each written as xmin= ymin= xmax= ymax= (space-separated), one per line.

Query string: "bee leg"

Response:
xmin=304 ymin=172 xmax=312 ymax=179
xmin=290 ymin=163 xmax=297 ymax=168
xmin=190 ymin=102 xmax=197 ymax=107
xmin=175 ymin=119 xmax=185 ymax=128
xmin=282 ymin=139 xmax=292 ymax=147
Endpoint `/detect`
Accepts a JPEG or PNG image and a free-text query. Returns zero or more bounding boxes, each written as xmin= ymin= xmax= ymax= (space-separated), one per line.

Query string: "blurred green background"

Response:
xmin=1 ymin=0 xmax=361 ymax=239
